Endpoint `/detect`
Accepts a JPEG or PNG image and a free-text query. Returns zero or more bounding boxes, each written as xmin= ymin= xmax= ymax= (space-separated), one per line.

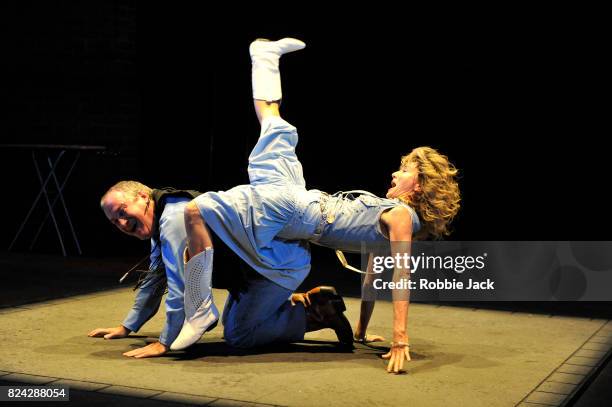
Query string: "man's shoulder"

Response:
xmin=159 ymin=198 xmax=190 ymax=233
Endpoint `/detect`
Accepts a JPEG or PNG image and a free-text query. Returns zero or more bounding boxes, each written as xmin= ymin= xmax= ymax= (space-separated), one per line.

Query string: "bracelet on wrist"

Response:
xmin=391 ymin=341 xmax=410 ymax=348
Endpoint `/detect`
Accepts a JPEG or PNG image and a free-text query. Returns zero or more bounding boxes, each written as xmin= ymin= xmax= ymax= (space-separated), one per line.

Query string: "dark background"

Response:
xmin=1 ymin=2 xmax=608 ymax=258
xmin=1 ymin=6 xmax=610 ymax=403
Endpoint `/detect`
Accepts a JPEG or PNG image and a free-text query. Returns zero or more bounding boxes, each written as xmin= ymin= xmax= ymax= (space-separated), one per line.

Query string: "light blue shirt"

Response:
xmin=122 ymin=197 xmax=190 ymax=346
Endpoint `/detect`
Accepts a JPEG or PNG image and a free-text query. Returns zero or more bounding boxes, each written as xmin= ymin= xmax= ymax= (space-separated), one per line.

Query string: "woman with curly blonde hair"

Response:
xmin=171 ymin=38 xmax=461 ymax=374
xmin=396 ymin=147 xmax=461 ymax=240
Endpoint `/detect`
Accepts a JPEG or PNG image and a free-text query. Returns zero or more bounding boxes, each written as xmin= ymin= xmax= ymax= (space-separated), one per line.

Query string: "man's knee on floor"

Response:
xmin=223 ymin=325 xmax=256 ymax=349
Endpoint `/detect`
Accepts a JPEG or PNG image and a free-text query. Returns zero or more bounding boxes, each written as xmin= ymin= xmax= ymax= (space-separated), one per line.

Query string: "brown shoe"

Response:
xmin=304 ymin=286 xmax=354 ymax=347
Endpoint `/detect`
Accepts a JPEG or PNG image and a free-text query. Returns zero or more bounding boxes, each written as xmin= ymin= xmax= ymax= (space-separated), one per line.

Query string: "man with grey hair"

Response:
xmin=87 ymin=38 xmax=355 ymax=358
xmin=89 ymin=182 xmax=207 ymax=358
xmin=90 ymin=179 xmax=352 ymax=358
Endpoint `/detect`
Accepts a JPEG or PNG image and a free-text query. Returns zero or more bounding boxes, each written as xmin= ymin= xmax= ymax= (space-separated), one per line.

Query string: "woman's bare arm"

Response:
xmin=380 ymin=206 xmax=413 ymax=373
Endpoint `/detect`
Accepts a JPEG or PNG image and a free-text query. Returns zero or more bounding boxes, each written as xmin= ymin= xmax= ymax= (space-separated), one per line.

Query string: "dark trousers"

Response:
xmin=222 ymin=274 xmax=306 ymax=348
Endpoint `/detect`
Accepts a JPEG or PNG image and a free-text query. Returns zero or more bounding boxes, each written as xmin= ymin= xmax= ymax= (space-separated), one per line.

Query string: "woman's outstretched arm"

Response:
xmin=380 ymin=206 xmax=414 ymax=373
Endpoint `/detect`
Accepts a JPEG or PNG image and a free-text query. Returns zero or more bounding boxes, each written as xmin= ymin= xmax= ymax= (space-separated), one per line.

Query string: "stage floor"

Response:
xmin=1 ymin=288 xmax=610 ymax=406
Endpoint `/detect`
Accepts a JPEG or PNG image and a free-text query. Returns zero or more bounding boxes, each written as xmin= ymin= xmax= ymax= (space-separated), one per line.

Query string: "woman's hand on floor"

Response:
xmin=382 ymin=341 xmax=411 ymax=374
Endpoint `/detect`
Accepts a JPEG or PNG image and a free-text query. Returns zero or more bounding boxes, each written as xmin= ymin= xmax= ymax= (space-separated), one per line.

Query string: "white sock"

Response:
xmin=183 ymin=247 xmax=214 ymax=319
xmin=250 ymin=38 xmax=306 ymax=102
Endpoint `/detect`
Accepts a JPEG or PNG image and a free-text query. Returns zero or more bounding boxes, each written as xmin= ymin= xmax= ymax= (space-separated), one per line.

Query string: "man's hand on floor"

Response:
xmin=88 ymin=325 xmax=131 ymax=339
xmin=123 ymin=341 xmax=168 ymax=358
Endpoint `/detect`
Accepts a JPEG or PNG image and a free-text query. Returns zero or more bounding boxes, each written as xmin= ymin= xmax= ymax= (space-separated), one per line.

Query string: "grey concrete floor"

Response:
xmin=1 ymin=287 xmax=610 ymax=406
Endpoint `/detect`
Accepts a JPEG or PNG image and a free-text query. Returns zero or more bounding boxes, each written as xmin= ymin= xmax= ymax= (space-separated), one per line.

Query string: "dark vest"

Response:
xmin=151 ymin=187 xmax=202 ymax=242
xmin=150 ymin=187 xmax=254 ymax=293
xmin=133 ymin=188 xmax=201 ymax=291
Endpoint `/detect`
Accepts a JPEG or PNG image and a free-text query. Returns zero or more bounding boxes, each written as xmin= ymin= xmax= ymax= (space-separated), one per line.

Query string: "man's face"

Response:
xmin=102 ymin=190 xmax=154 ymax=240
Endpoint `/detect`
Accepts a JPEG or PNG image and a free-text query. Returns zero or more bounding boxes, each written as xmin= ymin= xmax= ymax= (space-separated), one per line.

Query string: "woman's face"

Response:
xmin=386 ymin=161 xmax=420 ymax=199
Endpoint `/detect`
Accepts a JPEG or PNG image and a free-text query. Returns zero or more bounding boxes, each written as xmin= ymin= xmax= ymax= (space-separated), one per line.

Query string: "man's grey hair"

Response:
xmin=100 ymin=180 xmax=152 ymax=208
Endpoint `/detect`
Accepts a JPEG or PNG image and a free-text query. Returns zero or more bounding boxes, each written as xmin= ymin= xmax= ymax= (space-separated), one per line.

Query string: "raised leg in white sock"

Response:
xmin=250 ymin=38 xmax=306 ymax=102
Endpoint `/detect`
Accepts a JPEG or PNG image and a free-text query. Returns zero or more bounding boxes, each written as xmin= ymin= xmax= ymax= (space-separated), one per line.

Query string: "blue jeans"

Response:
xmin=222 ymin=274 xmax=306 ymax=348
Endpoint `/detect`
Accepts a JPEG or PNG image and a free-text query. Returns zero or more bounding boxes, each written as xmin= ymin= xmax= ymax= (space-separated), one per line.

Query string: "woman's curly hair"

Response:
xmin=399 ymin=147 xmax=461 ymax=239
